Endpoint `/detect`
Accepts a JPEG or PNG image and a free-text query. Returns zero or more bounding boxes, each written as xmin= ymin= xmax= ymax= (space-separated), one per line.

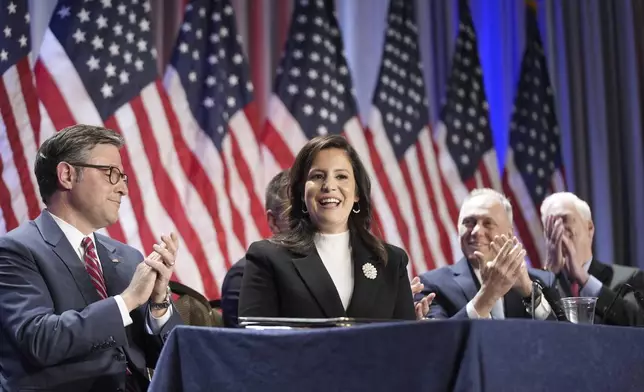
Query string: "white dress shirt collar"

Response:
xmin=47 ymin=210 xmax=97 ymax=261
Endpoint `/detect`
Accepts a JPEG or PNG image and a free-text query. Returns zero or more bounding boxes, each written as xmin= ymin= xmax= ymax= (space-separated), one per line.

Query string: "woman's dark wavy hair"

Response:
xmin=270 ymin=134 xmax=387 ymax=264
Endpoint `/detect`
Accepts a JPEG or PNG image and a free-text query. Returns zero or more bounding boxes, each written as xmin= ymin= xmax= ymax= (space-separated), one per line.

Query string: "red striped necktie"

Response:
xmin=81 ymin=237 xmax=108 ymax=299
xmin=81 ymin=237 xmax=139 ymax=392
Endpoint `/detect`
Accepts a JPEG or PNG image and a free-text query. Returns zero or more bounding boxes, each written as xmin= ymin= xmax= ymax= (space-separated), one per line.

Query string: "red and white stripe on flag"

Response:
xmin=361 ymin=0 xmax=479 ymax=275
xmin=501 ymin=7 xmax=567 ymax=268
xmin=33 ymin=0 xmax=269 ymax=299
xmin=0 ymin=0 xmax=47 ymax=233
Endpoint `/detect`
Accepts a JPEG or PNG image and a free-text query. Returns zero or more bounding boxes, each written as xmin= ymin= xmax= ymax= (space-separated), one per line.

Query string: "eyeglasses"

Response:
xmin=67 ymin=162 xmax=129 ymax=185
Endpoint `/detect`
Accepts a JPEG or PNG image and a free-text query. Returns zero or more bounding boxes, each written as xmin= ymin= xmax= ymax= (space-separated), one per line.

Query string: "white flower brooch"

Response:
xmin=362 ymin=262 xmax=378 ymax=280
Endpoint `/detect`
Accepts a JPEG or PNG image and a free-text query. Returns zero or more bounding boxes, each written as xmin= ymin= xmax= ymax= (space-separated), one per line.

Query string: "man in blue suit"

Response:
xmin=419 ymin=188 xmax=556 ymax=320
xmin=0 ymin=125 xmax=182 ymax=391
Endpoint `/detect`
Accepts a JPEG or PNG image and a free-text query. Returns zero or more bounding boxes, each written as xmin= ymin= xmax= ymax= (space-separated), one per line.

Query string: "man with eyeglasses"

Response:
xmin=0 ymin=125 xmax=182 ymax=392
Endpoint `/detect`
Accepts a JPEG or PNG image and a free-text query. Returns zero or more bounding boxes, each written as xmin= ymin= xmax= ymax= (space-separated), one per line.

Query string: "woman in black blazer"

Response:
xmin=239 ymin=135 xmax=416 ymax=321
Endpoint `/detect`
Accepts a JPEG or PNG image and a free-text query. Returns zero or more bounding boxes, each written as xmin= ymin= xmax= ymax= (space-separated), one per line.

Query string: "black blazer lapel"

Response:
xmin=95 ymin=239 xmax=130 ymax=297
xmin=452 ymin=258 xmax=478 ymax=303
xmin=345 ymin=241 xmax=383 ymax=318
xmin=292 ymin=250 xmax=346 ymax=318
xmin=35 ymin=212 xmax=101 ymax=305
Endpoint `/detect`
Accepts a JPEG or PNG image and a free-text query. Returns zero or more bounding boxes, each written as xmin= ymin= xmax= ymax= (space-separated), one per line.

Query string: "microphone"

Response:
xmin=603 ymin=281 xmax=644 ymax=326
xmin=540 ymin=284 xmax=570 ymax=322
xmin=555 ymin=273 xmax=571 ymax=296
xmin=620 ymin=283 xmax=644 ymax=311
xmin=531 ymin=275 xmax=569 ymax=322
xmin=531 ymin=281 xmax=537 ymax=318
xmin=633 ymin=289 xmax=644 ymax=310
xmin=603 ymin=281 xmax=631 ymax=321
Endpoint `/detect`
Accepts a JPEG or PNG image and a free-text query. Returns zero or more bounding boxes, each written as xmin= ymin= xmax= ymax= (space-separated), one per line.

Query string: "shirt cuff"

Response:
xmin=466 ymin=300 xmax=491 ymax=319
xmin=145 ymin=305 xmax=173 ymax=334
xmin=580 ymin=275 xmax=602 ymax=298
xmin=114 ymin=295 xmax=133 ymax=327
xmin=529 ymin=295 xmax=552 ymax=320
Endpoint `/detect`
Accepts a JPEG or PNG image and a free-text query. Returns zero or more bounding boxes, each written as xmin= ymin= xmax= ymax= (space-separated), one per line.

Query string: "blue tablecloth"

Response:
xmin=149 ymin=320 xmax=644 ymax=392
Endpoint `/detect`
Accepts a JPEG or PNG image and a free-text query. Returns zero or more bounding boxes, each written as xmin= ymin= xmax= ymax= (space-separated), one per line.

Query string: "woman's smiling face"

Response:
xmin=303 ymin=148 xmax=359 ymax=234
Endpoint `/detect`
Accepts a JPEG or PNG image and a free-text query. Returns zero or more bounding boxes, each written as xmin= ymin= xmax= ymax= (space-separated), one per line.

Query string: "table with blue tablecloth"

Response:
xmin=148 ymin=320 xmax=644 ymax=392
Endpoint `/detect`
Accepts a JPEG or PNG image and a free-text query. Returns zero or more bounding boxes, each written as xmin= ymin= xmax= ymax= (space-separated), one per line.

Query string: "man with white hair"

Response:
xmin=419 ymin=188 xmax=555 ymax=320
xmin=541 ymin=192 xmax=644 ymax=326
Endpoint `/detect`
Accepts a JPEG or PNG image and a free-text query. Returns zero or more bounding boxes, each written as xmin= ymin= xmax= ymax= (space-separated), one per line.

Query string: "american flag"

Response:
xmin=260 ymin=0 xmax=363 ymax=186
xmin=502 ymin=5 xmax=565 ymax=268
xmin=434 ymin=0 xmax=500 ymax=209
xmin=0 ymin=1 xmax=44 ymax=233
xmin=427 ymin=0 xmax=500 ymax=268
xmin=262 ymin=0 xmax=411 ymax=253
xmin=364 ymin=0 xmax=460 ymax=275
xmin=162 ymin=0 xmax=270 ymax=296
xmin=32 ymin=0 xmax=263 ymax=299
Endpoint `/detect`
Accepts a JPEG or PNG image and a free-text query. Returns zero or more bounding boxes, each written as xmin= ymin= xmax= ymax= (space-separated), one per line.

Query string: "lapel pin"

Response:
xmin=111 ymin=258 xmax=120 ymax=263
xmin=362 ymin=262 xmax=377 ymax=280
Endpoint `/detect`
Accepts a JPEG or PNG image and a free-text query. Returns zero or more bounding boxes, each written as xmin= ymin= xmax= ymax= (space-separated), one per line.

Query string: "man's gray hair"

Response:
xmin=540 ymin=192 xmax=592 ymax=225
xmin=461 ymin=188 xmax=513 ymax=222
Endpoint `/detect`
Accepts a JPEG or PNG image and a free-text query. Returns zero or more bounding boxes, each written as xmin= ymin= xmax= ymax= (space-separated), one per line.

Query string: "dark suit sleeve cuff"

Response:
xmin=452 ymin=306 xmax=472 ymax=320
xmin=155 ymin=304 xmax=183 ymax=342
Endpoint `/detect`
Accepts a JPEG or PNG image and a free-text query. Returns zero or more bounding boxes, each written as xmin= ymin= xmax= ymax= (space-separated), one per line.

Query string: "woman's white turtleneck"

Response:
xmin=314 ymin=231 xmax=354 ymax=310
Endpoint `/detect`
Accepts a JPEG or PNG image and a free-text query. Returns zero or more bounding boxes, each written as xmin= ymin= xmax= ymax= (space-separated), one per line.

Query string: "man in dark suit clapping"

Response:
xmin=541 ymin=192 xmax=644 ymax=326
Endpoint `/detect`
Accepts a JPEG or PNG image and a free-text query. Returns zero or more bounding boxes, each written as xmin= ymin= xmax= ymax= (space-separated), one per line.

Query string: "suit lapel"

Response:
xmin=95 ymin=238 xmax=129 ymax=297
xmin=554 ymin=273 xmax=572 ymax=297
xmin=554 ymin=260 xmax=610 ymax=297
xmin=452 ymin=258 xmax=478 ymax=303
xmin=35 ymin=211 xmax=101 ymax=305
xmin=588 ymin=259 xmax=612 ymax=285
xmin=588 ymin=259 xmax=612 ymax=324
xmin=345 ymin=240 xmax=382 ymax=318
xmin=292 ymin=249 xmax=346 ymax=318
